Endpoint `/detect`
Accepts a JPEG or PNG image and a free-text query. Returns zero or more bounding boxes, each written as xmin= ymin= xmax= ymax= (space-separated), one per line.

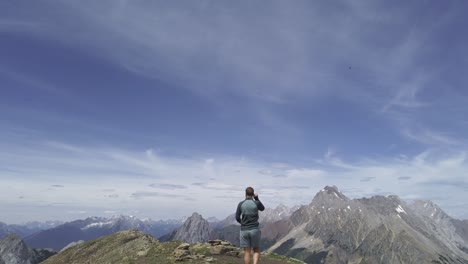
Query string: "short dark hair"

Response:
xmin=245 ymin=187 xmax=254 ymax=196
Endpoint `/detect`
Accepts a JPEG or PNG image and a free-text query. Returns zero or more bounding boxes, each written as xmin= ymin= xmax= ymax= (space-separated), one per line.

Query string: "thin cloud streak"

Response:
xmin=149 ymin=183 xmax=187 ymax=190
xmin=1 ymin=140 xmax=467 ymax=222
xmin=401 ymin=127 xmax=463 ymax=146
xmin=0 ymin=1 xmax=442 ymax=105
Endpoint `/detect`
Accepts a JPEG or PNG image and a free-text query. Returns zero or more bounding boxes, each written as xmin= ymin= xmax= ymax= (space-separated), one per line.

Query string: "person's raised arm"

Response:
xmin=254 ymin=194 xmax=265 ymax=211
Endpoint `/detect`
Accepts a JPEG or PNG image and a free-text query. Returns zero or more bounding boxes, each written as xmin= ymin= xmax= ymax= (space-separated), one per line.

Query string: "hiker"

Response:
xmin=236 ymin=186 xmax=265 ymax=264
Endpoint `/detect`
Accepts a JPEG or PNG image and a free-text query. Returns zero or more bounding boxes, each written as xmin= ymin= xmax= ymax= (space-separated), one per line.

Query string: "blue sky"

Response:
xmin=1 ymin=1 xmax=468 ymax=223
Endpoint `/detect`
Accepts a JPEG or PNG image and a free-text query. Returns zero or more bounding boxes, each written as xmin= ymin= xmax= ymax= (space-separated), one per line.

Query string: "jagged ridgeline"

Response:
xmin=267 ymin=186 xmax=468 ymax=264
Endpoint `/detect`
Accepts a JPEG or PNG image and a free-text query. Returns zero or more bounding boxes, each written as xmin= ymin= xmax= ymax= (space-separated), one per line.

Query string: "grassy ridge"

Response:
xmin=41 ymin=230 xmax=303 ymax=264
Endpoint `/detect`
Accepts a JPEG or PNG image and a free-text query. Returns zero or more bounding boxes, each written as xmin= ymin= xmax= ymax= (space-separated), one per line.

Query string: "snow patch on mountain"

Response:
xmin=81 ymin=221 xmax=114 ymax=230
xmin=396 ymin=205 xmax=407 ymax=214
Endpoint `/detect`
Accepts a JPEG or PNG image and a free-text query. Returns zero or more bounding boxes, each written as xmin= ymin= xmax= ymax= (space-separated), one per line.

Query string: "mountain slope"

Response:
xmin=268 ymin=186 xmax=468 ymax=264
xmin=42 ymin=229 xmax=303 ymax=264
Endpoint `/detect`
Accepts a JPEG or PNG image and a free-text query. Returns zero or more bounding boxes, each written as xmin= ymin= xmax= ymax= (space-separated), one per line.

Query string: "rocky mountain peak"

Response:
xmin=311 ymin=185 xmax=349 ymax=205
xmin=0 ymin=234 xmax=23 ymax=248
xmin=187 ymin=212 xmax=203 ymax=221
xmin=356 ymin=194 xmax=410 ymax=217
xmin=270 ymin=187 xmax=468 ymax=263
xmin=324 ymin=185 xmax=339 ymax=192
xmin=409 ymin=200 xmax=450 ymax=221
xmin=259 ymin=204 xmax=300 ymax=224
xmin=161 ymin=213 xmax=214 ymax=243
xmin=0 ymin=234 xmax=55 ymax=264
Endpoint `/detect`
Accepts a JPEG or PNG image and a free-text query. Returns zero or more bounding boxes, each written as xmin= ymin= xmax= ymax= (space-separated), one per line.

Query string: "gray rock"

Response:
xmin=0 ymin=234 xmax=55 ymax=264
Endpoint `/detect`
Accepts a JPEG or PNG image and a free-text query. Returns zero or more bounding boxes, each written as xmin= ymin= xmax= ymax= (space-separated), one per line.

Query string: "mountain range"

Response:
xmin=0 ymin=221 xmax=62 ymax=240
xmin=1 ymin=186 xmax=467 ymax=263
xmin=24 ymin=215 xmax=182 ymax=251
xmin=268 ymin=186 xmax=468 ymax=263
xmin=156 ymin=186 xmax=468 ymax=263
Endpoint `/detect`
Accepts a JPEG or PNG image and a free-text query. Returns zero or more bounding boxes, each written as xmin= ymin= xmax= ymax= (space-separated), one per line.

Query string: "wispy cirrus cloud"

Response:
xmin=0 ymin=66 xmax=65 ymax=94
xmin=1 ymin=139 xmax=468 ymax=222
xmin=149 ymin=183 xmax=187 ymax=190
xmin=1 ymin=1 xmax=448 ymax=108
xmin=401 ymin=127 xmax=463 ymax=146
xmin=130 ymin=191 xmax=185 ymax=199
xmin=360 ymin=177 xmax=376 ymax=182
xmin=2 ymin=0 xmax=467 ymax=156
xmin=398 ymin=176 xmax=412 ymax=181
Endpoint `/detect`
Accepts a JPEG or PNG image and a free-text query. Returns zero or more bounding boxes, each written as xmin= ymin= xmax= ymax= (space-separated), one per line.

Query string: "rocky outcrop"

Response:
xmin=0 ymin=234 xmax=55 ymax=264
xmin=172 ymin=240 xmax=240 ymax=262
xmin=161 ymin=213 xmax=215 ymax=243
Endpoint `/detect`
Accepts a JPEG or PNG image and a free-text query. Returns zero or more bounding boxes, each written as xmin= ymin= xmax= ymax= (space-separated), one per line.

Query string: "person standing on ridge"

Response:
xmin=236 ymin=186 xmax=265 ymax=264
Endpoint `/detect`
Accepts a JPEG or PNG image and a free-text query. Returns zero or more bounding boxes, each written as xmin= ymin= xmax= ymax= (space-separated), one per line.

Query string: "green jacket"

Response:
xmin=236 ymin=197 xmax=265 ymax=230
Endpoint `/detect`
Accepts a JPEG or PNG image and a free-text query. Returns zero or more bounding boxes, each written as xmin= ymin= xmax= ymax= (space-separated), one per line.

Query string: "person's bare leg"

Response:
xmin=253 ymin=247 xmax=260 ymax=264
xmin=244 ymin=248 xmax=251 ymax=264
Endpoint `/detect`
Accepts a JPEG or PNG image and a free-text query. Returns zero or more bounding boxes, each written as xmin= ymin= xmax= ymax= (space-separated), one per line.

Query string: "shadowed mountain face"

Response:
xmin=160 ymin=213 xmax=215 ymax=243
xmin=24 ymin=215 xmax=182 ymax=251
xmin=0 ymin=234 xmax=55 ymax=264
xmin=268 ymin=186 xmax=468 ymax=264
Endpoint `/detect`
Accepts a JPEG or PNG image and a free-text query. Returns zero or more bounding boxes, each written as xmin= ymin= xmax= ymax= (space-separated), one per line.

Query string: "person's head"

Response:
xmin=245 ymin=187 xmax=254 ymax=198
